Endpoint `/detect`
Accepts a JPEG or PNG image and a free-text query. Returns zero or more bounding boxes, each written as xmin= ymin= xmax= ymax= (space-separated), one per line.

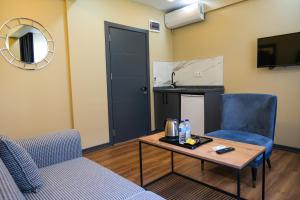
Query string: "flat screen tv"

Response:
xmin=257 ymin=32 xmax=300 ymax=68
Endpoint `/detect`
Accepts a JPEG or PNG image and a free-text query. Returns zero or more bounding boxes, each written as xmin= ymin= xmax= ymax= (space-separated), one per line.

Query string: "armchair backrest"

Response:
xmin=221 ymin=94 xmax=277 ymax=140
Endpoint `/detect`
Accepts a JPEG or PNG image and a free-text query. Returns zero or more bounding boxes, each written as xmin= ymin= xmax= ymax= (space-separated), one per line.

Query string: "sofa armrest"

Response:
xmin=17 ymin=129 xmax=82 ymax=168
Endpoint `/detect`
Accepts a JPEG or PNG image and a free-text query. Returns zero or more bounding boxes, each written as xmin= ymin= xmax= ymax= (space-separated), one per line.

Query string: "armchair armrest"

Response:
xmin=17 ymin=129 xmax=82 ymax=168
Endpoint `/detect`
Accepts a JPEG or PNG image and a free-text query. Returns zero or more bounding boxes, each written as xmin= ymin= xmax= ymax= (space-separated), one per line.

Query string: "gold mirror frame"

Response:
xmin=0 ymin=18 xmax=54 ymax=70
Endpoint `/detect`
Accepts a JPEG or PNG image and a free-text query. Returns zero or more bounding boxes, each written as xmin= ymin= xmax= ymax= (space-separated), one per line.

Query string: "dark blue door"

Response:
xmin=107 ymin=24 xmax=150 ymax=143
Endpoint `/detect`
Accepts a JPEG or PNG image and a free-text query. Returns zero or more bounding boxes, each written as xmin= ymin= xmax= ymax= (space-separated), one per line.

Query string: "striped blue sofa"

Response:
xmin=0 ymin=129 xmax=164 ymax=200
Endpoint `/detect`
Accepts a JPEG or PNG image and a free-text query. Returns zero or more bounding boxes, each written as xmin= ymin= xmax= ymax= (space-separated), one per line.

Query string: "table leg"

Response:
xmin=262 ymin=152 xmax=265 ymax=200
xmin=201 ymin=160 xmax=205 ymax=171
xmin=237 ymin=170 xmax=241 ymax=200
xmin=171 ymin=151 xmax=174 ymax=172
xmin=139 ymin=141 xmax=143 ymax=187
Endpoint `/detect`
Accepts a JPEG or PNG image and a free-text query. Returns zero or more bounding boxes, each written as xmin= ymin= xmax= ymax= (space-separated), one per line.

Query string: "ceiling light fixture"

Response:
xmin=181 ymin=0 xmax=199 ymax=4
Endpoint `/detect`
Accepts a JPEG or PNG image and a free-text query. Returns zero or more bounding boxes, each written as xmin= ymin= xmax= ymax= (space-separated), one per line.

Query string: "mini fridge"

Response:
xmin=181 ymin=94 xmax=205 ymax=136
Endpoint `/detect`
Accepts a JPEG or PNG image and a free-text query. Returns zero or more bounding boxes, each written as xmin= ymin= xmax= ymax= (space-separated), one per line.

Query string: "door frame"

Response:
xmin=104 ymin=21 xmax=151 ymax=145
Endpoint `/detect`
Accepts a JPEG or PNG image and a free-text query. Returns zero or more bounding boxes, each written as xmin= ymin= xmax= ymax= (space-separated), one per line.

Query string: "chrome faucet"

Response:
xmin=171 ymin=72 xmax=176 ymax=88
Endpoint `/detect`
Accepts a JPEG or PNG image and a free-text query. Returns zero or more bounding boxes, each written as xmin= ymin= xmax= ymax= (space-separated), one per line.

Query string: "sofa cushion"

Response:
xmin=24 ymin=157 xmax=146 ymax=200
xmin=0 ymin=136 xmax=43 ymax=193
xmin=206 ymin=130 xmax=273 ymax=168
xmin=126 ymin=191 xmax=165 ymax=200
xmin=0 ymin=158 xmax=25 ymax=200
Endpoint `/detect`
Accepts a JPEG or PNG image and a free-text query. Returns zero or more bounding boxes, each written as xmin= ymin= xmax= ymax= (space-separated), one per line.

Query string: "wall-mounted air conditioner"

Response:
xmin=165 ymin=2 xmax=205 ymax=29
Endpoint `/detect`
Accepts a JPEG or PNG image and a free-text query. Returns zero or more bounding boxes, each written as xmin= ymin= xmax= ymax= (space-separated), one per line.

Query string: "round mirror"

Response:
xmin=0 ymin=18 xmax=54 ymax=70
xmin=6 ymin=25 xmax=48 ymax=64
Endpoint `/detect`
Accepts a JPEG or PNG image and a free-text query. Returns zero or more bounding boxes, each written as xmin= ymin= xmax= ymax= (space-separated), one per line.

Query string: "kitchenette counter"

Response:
xmin=153 ymin=86 xmax=225 ymax=94
xmin=153 ymin=85 xmax=224 ymax=133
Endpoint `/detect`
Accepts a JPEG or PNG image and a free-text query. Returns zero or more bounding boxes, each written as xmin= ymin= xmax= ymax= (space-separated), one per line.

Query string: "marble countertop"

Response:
xmin=153 ymin=86 xmax=225 ymax=94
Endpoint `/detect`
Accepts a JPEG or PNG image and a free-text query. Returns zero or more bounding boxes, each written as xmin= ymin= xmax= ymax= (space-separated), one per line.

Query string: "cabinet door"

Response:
xmin=154 ymin=92 xmax=180 ymax=131
xmin=164 ymin=93 xmax=180 ymax=121
xmin=154 ymin=92 xmax=166 ymax=131
xmin=204 ymin=92 xmax=222 ymax=133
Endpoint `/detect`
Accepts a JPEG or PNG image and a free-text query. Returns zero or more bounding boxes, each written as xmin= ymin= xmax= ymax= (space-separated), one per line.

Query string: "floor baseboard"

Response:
xmin=273 ymin=144 xmax=300 ymax=154
xmin=83 ymin=131 xmax=159 ymax=154
xmin=82 ymin=134 xmax=299 ymax=155
xmin=153 ymin=130 xmax=300 ymax=154
xmin=83 ymin=143 xmax=111 ymax=154
xmin=151 ymin=129 xmax=163 ymax=134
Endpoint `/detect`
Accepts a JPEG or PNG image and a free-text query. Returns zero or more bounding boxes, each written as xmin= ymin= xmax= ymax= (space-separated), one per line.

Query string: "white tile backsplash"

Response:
xmin=153 ymin=61 xmax=175 ymax=87
xmin=153 ymin=56 xmax=223 ymax=87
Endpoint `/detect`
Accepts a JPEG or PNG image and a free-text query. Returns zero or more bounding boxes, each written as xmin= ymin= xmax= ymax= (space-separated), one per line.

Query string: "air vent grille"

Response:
xmin=149 ymin=20 xmax=160 ymax=33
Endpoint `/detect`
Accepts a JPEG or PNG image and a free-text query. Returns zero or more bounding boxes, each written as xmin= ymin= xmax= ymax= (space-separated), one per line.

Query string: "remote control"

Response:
xmin=216 ymin=147 xmax=235 ymax=154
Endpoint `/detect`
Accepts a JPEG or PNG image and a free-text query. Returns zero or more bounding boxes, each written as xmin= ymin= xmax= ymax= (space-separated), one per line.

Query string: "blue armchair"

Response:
xmin=206 ymin=93 xmax=277 ymax=187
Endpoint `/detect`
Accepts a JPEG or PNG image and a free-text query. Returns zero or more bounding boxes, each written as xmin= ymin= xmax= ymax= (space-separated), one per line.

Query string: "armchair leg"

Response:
xmin=252 ymin=167 xmax=257 ymax=188
xmin=267 ymin=158 xmax=271 ymax=169
xmin=201 ymin=160 xmax=204 ymax=171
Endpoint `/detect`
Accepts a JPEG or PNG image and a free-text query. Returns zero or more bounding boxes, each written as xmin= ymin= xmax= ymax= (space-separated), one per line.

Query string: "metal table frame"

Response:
xmin=139 ymin=141 xmax=265 ymax=200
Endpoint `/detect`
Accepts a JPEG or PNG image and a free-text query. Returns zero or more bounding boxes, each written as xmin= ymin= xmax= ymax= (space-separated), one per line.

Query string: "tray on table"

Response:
xmin=159 ymin=135 xmax=213 ymax=150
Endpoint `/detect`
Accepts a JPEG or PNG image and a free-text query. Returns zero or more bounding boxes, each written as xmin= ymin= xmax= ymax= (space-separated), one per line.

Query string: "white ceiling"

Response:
xmin=132 ymin=0 xmax=198 ymax=12
xmin=132 ymin=0 xmax=246 ymax=12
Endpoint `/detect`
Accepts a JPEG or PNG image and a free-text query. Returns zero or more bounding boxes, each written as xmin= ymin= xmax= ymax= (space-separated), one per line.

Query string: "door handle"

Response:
xmin=140 ymin=86 xmax=148 ymax=94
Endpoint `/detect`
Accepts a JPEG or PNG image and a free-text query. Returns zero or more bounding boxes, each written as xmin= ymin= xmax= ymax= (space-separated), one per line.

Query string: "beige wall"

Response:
xmin=1 ymin=0 xmax=299 ymax=149
xmin=0 ymin=0 xmax=73 ymax=139
xmin=0 ymin=0 xmax=172 ymax=148
xmin=66 ymin=0 xmax=173 ymax=148
xmin=173 ymin=0 xmax=300 ymax=148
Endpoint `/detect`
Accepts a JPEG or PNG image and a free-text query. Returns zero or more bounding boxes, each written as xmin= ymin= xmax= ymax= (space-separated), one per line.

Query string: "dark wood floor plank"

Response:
xmin=85 ymin=140 xmax=300 ymax=200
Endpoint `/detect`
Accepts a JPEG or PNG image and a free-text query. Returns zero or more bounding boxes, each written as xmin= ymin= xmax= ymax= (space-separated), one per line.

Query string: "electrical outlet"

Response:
xmin=193 ymin=71 xmax=202 ymax=78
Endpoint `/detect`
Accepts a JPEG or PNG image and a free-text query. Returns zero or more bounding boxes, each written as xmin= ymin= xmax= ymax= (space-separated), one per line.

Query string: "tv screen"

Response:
xmin=257 ymin=32 xmax=300 ymax=68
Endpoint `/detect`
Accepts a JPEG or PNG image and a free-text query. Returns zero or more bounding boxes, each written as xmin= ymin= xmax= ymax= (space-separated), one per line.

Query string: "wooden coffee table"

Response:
xmin=139 ymin=132 xmax=266 ymax=200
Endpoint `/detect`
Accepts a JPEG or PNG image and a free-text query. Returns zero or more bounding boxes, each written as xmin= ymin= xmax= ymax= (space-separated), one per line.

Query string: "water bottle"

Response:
xmin=185 ymin=119 xmax=191 ymax=140
xmin=178 ymin=121 xmax=186 ymax=144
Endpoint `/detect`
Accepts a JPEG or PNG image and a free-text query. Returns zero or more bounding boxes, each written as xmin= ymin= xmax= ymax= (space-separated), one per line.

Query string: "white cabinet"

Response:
xmin=181 ymin=95 xmax=205 ymax=136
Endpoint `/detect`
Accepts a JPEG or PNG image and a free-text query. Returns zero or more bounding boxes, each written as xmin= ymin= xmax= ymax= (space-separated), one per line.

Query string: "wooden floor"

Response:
xmin=85 ymin=140 xmax=300 ymax=200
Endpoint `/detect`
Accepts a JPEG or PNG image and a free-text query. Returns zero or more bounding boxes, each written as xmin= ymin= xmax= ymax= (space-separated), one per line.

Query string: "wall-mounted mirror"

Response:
xmin=0 ymin=18 xmax=54 ymax=70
